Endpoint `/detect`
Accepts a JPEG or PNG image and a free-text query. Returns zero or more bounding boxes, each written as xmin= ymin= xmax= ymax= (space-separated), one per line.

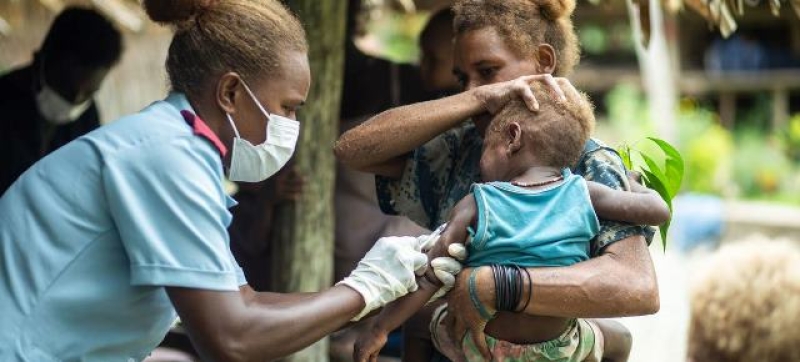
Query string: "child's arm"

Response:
xmin=587 ymin=179 xmax=671 ymax=226
xmin=353 ymin=196 xmax=477 ymax=362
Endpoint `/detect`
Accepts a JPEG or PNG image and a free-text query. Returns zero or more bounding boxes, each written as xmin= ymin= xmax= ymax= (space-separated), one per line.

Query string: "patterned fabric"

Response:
xmin=430 ymin=304 xmax=604 ymax=362
xmin=376 ymin=123 xmax=654 ymax=255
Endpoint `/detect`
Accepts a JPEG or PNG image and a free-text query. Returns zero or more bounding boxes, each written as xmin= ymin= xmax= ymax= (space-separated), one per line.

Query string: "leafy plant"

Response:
xmin=733 ymin=127 xmax=795 ymax=202
xmin=780 ymin=114 xmax=800 ymax=162
xmin=619 ymin=137 xmax=685 ymax=250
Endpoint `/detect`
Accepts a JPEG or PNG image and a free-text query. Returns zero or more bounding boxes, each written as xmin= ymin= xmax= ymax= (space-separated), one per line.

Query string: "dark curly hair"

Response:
xmin=453 ymin=0 xmax=580 ymax=76
xmin=41 ymin=6 xmax=123 ymax=68
xmin=143 ymin=0 xmax=308 ymax=96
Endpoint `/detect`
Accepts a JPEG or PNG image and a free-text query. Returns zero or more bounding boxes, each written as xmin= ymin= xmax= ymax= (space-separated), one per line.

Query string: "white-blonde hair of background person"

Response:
xmin=688 ymin=236 xmax=800 ymax=362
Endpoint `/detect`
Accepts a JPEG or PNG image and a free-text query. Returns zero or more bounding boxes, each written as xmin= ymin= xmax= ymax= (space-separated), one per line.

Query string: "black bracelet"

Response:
xmin=507 ymin=265 xmax=517 ymax=312
xmin=512 ymin=265 xmax=522 ymax=312
xmin=492 ymin=265 xmax=503 ymax=312
xmin=517 ymin=266 xmax=532 ymax=313
xmin=492 ymin=265 xmax=506 ymax=312
xmin=511 ymin=264 xmax=525 ymax=311
xmin=502 ymin=265 xmax=510 ymax=312
xmin=512 ymin=264 xmax=522 ymax=312
xmin=493 ymin=264 xmax=527 ymax=312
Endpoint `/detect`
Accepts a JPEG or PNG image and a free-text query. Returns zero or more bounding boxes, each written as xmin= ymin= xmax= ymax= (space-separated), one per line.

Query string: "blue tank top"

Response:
xmin=466 ymin=169 xmax=600 ymax=268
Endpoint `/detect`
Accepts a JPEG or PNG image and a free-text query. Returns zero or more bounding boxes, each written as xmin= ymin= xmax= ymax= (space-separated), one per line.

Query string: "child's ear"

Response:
xmin=536 ymin=44 xmax=557 ymax=75
xmin=507 ymin=122 xmax=523 ymax=154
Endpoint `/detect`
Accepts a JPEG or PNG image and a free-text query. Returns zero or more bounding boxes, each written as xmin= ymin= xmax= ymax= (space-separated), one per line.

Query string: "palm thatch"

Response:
xmin=678 ymin=0 xmax=799 ymax=37
xmin=371 ymin=0 xmax=799 ymax=39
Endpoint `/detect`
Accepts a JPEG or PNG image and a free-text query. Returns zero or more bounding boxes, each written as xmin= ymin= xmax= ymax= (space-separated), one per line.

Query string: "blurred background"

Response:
xmin=2 ymin=0 xmax=799 ymax=361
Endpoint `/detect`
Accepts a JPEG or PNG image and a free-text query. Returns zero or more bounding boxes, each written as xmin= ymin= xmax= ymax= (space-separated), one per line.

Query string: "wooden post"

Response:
xmin=626 ymin=0 xmax=678 ymax=143
xmin=270 ymin=2 xmax=348 ymax=362
xmin=772 ymin=88 xmax=789 ymax=131
xmin=719 ymin=92 xmax=736 ymax=129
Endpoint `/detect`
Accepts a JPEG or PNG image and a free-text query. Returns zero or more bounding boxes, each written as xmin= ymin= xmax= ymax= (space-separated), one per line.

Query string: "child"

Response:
xmin=688 ymin=237 xmax=800 ymax=362
xmin=353 ymin=84 xmax=669 ymax=362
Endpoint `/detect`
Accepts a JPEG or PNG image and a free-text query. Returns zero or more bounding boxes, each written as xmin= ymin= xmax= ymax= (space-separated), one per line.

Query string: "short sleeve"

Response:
xmin=376 ymin=129 xmax=463 ymax=229
xmin=103 ymin=136 xmax=241 ymax=291
xmin=574 ymin=140 xmax=655 ymax=255
xmin=230 ymin=248 xmax=248 ymax=287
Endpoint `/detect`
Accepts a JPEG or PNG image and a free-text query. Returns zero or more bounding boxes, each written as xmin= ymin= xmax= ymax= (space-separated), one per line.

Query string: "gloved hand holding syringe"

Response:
xmin=338 ymin=224 xmax=466 ymax=321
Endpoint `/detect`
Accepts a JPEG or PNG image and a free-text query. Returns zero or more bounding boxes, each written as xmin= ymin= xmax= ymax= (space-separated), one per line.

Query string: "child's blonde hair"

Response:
xmin=688 ymin=236 xmax=800 ymax=362
xmin=486 ymin=83 xmax=595 ymax=169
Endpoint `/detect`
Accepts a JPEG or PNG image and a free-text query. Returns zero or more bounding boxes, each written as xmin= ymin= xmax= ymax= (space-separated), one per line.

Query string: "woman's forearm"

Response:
xmin=476 ymin=235 xmax=659 ymax=318
xmin=169 ymin=285 xmax=364 ymax=362
xmin=237 ymin=286 xmax=364 ymax=360
xmin=527 ymin=235 xmax=659 ymax=317
xmin=334 ymin=90 xmax=484 ymax=172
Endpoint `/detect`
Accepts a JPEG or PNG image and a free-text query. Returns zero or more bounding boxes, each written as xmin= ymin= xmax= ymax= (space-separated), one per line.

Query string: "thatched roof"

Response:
xmin=680 ymin=0 xmax=800 ymax=37
xmin=13 ymin=0 xmax=800 ymax=39
xmin=394 ymin=0 xmax=799 ymax=39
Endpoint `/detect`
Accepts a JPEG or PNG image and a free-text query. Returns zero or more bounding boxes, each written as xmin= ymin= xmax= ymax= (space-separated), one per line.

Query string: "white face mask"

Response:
xmin=226 ymin=80 xmax=300 ymax=183
xmin=36 ymin=84 xmax=92 ymax=125
xmin=35 ymin=61 xmax=92 ymax=125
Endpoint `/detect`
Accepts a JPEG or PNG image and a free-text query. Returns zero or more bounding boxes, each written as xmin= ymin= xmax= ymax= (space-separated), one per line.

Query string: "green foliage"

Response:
xmin=780 ymin=114 xmax=800 ymax=162
xmin=580 ymin=26 xmax=608 ymax=55
xmin=732 ymin=127 xmax=798 ymax=203
xmin=358 ymin=11 xmax=428 ymax=64
xmin=680 ymin=112 xmax=733 ymax=195
xmin=736 ymin=94 xmax=772 ymax=130
xmin=604 ymin=84 xmax=654 ymax=142
xmin=619 ymin=138 xmax=685 ymax=250
xmin=578 ymin=22 xmax=635 ymax=56
xmin=601 ymin=84 xmax=800 ymax=206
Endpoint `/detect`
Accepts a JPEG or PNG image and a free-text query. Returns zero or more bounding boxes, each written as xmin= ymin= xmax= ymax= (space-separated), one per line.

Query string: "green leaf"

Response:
xmin=647 ymin=137 xmax=685 ymax=197
xmin=621 ymin=138 xmax=685 ymax=251
xmin=659 ymin=219 xmax=671 ymax=249
xmin=641 ymin=168 xmax=673 ymax=250
xmin=639 ymin=152 xmax=670 ymax=196
xmin=647 ymin=137 xmax=683 ymax=170
xmin=640 ymin=169 xmax=673 ymax=211
xmin=618 ymin=144 xmax=633 ymax=170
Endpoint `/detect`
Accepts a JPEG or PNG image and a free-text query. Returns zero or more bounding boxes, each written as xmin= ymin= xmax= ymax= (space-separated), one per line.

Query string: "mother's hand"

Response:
xmin=441 ymin=266 xmax=497 ymax=361
xmin=473 ymin=74 xmax=578 ymax=114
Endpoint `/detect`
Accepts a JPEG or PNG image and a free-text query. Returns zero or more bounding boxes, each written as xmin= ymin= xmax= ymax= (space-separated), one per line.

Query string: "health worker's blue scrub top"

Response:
xmin=0 ymin=93 xmax=247 ymax=361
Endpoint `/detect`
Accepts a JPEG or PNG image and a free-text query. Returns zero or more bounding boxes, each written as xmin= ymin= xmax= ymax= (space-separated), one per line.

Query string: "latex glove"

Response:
xmin=427 ymin=254 xmax=463 ymax=304
xmin=338 ymin=236 xmax=428 ymax=321
xmin=417 ymin=225 xmax=470 ymax=304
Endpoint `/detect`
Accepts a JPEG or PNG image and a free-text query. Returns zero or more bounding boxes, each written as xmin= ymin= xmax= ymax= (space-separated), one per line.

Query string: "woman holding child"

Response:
xmin=0 ymin=1 xmax=462 ymax=361
xmin=335 ymin=0 xmax=664 ymax=361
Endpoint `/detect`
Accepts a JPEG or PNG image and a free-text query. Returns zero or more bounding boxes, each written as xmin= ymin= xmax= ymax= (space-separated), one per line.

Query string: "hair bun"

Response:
xmin=143 ymin=0 xmax=214 ymax=25
xmin=530 ymin=0 xmax=575 ymax=20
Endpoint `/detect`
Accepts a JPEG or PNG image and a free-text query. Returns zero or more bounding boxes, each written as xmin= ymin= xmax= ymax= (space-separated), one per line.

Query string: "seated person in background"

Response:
xmin=688 ymin=237 xmax=800 ymax=362
xmin=0 ymin=6 xmax=123 ymax=195
xmin=229 ymin=165 xmax=304 ymax=292
xmin=417 ymin=8 xmax=460 ymax=100
xmin=354 ymin=85 xmax=670 ymax=362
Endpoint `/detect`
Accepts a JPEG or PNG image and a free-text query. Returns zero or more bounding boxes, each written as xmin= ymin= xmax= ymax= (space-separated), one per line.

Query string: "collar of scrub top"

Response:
xmin=165 ymin=92 xmax=228 ymax=158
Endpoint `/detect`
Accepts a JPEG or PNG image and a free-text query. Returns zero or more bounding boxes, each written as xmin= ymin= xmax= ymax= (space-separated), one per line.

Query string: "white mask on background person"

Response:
xmin=225 ymin=80 xmax=300 ymax=182
xmin=36 ymin=84 xmax=92 ymax=125
xmin=35 ymin=60 xmax=92 ymax=125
